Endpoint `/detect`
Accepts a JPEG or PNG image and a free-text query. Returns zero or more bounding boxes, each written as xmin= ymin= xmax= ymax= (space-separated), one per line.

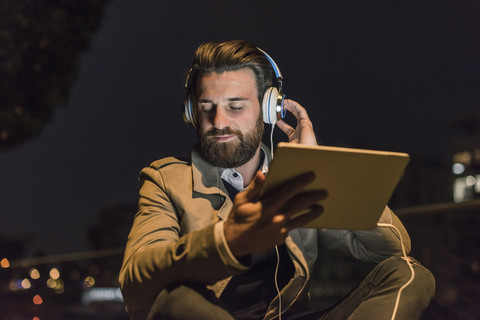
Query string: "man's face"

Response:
xmin=196 ymin=68 xmax=264 ymax=168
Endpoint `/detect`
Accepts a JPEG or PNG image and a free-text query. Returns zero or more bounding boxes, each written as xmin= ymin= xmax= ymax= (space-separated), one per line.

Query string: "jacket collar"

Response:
xmin=191 ymin=143 xmax=272 ymax=192
xmin=191 ymin=144 xmax=226 ymax=196
xmin=190 ymin=143 xmax=272 ymax=220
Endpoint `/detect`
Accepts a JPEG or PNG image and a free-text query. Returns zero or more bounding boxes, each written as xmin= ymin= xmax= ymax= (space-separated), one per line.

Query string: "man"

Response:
xmin=119 ymin=40 xmax=435 ymax=320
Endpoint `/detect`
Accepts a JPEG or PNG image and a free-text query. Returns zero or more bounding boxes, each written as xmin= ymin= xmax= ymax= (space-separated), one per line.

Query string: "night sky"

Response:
xmin=1 ymin=0 xmax=479 ymax=255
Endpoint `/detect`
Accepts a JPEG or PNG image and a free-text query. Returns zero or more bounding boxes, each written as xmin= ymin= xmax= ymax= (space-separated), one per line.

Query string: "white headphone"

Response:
xmin=182 ymin=47 xmax=286 ymax=127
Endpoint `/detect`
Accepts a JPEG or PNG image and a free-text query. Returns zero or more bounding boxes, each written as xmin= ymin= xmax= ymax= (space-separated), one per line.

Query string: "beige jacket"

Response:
xmin=119 ymin=144 xmax=411 ymax=319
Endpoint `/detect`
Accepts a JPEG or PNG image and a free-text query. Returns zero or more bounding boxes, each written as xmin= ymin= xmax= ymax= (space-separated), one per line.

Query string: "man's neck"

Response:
xmin=234 ymin=146 xmax=262 ymax=187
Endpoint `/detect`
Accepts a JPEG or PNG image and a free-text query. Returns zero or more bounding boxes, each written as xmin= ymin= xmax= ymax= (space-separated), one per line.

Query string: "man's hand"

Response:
xmin=224 ymin=171 xmax=328 ymax=257
xmin=276 ymin=99 xmax=317 ymax=146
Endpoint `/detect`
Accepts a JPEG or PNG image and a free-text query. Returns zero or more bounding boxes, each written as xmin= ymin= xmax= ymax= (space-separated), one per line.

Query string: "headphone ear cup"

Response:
xmin=182 ymin=95 xmax=196 ymax=127
xmin=262 ymin=87 xmax=279 ymax=124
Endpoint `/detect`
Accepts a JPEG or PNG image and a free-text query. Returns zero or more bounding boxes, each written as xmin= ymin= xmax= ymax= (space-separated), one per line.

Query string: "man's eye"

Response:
xmin=229 ymin=105 xmax=244 ymax=111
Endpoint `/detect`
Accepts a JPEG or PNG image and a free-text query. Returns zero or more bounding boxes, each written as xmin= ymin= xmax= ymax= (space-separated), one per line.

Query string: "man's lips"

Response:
xmin=209 ymin=134 xmax=236 ymax=142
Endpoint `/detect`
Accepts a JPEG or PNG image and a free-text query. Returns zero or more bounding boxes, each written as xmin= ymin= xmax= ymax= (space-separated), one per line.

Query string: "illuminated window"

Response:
xmin=474 ymin=149 xmax=480 ymax=164
xmin=454 ymin=175 xmax=480 ymax=203
xmin=452 ymin=151 xmax=472 ymax=166
xmin=81 ymin=287 xmax=123 ymax=305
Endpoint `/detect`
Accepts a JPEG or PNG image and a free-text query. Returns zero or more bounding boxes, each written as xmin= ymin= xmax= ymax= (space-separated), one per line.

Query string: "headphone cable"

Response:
xmin=376 ymin=219 xmax=415 ymax=320
xmin=269 ymin=123 xmax=275 ymax=159
xmin=270 ymin=124 xmax=282 ymax=320
xmin=274 ymin=245 xmax=282 ymax=320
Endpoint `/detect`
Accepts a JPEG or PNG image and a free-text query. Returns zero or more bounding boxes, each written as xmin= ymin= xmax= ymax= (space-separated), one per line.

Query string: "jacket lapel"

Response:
xmin=189 ymin=143 xmax=272 ymax=222
xmin=191 ymin=147 xmax=232 ymax=221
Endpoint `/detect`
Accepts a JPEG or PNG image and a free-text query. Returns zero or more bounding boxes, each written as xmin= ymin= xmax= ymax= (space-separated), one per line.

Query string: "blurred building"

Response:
xmin=449 ymin=112 xmax=480 ymax=203
xmin=390 ymin=159 xmax=452 ymax=208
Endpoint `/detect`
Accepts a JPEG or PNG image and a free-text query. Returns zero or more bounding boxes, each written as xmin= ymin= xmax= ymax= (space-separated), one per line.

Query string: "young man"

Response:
xmin=119 ymin=40 xmax=435 ymax=320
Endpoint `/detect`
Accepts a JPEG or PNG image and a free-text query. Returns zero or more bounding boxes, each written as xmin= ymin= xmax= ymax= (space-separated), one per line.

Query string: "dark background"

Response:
xmin=1 ymin=1 xmax=480 ymax=319
xmin=1 ymin=0 xmax=479 ymax=254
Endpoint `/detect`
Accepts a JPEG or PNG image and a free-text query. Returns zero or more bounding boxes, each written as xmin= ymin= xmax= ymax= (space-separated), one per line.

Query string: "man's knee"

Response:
xmin=405 ymin=258 xmax=436 ymax=307
xmin=376 ymin=256 xmax=436 ymax=307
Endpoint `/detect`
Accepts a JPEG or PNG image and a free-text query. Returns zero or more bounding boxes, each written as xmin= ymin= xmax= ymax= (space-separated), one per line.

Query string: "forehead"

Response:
xmin=196 ymin=68 xmax=257 ymax=95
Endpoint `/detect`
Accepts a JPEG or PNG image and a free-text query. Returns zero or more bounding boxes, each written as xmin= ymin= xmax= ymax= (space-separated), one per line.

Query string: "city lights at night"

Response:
xmin=1 ymin=258 xmax=10 ymax=269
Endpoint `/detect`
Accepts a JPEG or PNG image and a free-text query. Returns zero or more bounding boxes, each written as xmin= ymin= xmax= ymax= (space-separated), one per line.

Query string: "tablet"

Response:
xmin=261 ymin=142 xmax=410 ymax=230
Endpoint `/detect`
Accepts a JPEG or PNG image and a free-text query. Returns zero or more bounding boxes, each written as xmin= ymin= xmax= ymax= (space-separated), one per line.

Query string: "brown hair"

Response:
xmin=185 ymin=40 xmax=275 ymax=103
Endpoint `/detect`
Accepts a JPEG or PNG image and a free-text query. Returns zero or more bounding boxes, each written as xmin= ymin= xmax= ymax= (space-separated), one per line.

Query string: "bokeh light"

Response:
xmin=83 ymin=276 xmax=95 ymax=288
xmin=33 ymin=294 xmax=43 ymax=305
xmin=46 ymin=278 xmax=56 ymax=289
xmin=49 ymin=267 xmax=60 ymax=280
xmin=29 ymin=268 xmax=41 ymax=280
xmin=9 ymin=280 xmax=18 ymax=291
xmin=21 ymin=278 xmax=32 ymax=289
xmin=0 ymin=258 xmax=10 ymax=268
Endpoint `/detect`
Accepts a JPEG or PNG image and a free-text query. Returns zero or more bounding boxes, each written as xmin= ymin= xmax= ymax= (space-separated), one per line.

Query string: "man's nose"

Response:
xmin=212 ymin=107 xmax=230 ymax=129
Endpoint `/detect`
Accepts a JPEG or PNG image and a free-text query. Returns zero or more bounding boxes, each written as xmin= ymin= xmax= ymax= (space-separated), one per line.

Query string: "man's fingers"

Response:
xmin=280 ymin=99 xmax=317 ymax=145
xmin=284 ymin=205 xmax=324 ymax=231
xmin=276 ymin=120 xmax=296 ymax=139
xmin=280 ymin=189 xmax=328 ymax=216
xmin=262 ymin=171 xmax=316 ymax=210
xmin=284 ymin=99 xmax=308 ymax=120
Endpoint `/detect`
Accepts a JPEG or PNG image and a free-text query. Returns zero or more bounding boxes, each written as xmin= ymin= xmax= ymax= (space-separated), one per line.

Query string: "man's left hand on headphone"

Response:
xmin=277 ymin=99 xmax=318 ymax=146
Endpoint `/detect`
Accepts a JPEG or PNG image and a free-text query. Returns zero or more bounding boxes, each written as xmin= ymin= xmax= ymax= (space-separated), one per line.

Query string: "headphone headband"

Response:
xmin=256 ymin=47 xmax=283 ymax=85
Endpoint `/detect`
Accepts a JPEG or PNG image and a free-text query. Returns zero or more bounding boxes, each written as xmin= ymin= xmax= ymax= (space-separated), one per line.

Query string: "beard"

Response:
xmin=198 ymin=113 xmax=264 ymax=168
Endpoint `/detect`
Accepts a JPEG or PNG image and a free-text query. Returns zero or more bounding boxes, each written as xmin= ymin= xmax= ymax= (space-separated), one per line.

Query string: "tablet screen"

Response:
xmin=261 ymin=143 xmax=410 ymax=230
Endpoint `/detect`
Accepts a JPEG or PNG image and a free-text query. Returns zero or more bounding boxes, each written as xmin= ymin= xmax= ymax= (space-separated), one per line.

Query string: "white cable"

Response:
xmin=270 ymin=124 xmax=282 ymax=319
xmin=274 ymin=245 xmax=282 ymax=320
xmin=376 ymin=222 xmax=415 ymax=320
xmin=270 ymin=123 xmax=275 ymax=159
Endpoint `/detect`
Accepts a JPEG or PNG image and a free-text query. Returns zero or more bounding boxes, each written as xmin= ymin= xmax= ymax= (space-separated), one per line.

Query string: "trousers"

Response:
xmin=147 ymin=256 xmax=435 ymax=320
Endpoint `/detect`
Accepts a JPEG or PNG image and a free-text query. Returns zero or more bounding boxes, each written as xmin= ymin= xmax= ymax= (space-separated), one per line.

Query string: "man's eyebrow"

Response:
xmin=227 ymin=97 xmax=249 ymax=102
xmin=198 ymin=97 xmax=250 ymax=103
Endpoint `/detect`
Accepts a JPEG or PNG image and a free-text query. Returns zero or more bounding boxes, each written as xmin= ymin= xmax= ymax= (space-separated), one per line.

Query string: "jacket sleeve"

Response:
xmin=317 ymin=206 xmax=411 ymax=263
xmin=118 ymin=166 xmax=244 ymax=312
